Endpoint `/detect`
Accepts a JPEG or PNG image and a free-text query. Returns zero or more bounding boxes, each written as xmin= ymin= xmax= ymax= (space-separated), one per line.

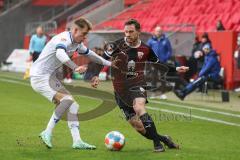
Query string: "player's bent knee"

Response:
xmin=67 ymin=102 xmax=79 ymax=122
xmin=133 ymin=98 xmax=145 ymax=111
xmin=60 ymin=95 xmax=73 ymax=101
xmin=69 ymin=102 xmax=79 ymax=114
xmin=54 ymin=95 xmax=74 ymax=118
xmin=129 ymin=119 xmax=145 ymax=134
xmin=53 ymin=92 xmax=73 ymax=105
xmin=133 ymin=104 xmax=146 ymax=115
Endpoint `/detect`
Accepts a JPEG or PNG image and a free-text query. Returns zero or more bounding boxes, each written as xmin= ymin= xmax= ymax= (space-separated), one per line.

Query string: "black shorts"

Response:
xmin=32 ymin=52 xmax=41 ymax=62
xmin=114 ymin=90 xmax=147 ymax=120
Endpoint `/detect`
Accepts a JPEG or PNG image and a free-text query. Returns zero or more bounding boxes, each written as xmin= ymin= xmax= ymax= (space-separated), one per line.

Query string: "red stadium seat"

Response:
xmin=95 ymin=0 xmax=240 ymax=32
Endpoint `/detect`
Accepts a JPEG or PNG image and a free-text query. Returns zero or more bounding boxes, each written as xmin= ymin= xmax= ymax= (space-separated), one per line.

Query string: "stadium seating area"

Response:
xmin=95 ymin=0 xmax=240 ymax=32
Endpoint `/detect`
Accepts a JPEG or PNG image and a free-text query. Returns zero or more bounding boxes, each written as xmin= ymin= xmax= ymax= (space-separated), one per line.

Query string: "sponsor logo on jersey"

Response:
xmin=126 ymin=60 xmax=138 ymax=79
xmin=137 ymin=52 xmax=144 ymax=59
xmin=60 ymin=37 xmax=67 ymax=41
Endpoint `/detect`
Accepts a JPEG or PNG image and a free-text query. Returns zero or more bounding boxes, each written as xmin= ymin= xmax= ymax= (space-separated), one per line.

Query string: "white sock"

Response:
xmin=45 ymin=112 xmax=59 ymax=135
xmin=45 ymin=96 xmax=73 ymax=135
xmin=68 ymin=102 xmax=81 ymax=143
xmin=68 ymin=121 xmax=81 ymax=143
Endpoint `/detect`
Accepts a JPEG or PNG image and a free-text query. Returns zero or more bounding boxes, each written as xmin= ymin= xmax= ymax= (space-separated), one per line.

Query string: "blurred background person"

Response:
xmin=174 ymin=44 xmax=221 ymax=100
xmin=216 ymin=20 xmax=225 ymax=31
xmin=147 ymin=26 xmax=172 ymax=63
xmin=28 ymin=26 xmax=47 ymax=62
xmin=24 ymin=26 xmax=47 ymax=79
xmin=200 ymin=32 xmax=212 ymax=50
xmin=185 ymin=36 xmax=202 ymax=81
xmin=147 ymin=26 xmax=173 ymax=99
xmin=192 ymin=33 xmax=212 ymax=81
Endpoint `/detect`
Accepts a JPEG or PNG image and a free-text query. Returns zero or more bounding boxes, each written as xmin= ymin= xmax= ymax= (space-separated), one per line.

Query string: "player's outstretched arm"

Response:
xmin=56 ymin=48 xmax=86 ymax=73
xmin=176 ymin=66 xmax=189 ymax=73
xmin=86 ymin=50 xmax=112 ymax=66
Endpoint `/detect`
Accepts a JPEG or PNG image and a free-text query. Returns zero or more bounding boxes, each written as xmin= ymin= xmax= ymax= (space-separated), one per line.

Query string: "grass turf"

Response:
xmin=0 ymin=72 xmax=240 ymax=160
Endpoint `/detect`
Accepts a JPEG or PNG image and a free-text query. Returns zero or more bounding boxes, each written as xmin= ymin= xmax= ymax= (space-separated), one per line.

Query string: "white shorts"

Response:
xmin=30 ymin=74 xmax=68 ymax=102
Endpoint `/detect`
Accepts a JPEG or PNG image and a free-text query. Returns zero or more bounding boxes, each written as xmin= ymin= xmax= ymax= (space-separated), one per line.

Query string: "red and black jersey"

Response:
xmin=104 ymin=38 xmax=159 ymax=94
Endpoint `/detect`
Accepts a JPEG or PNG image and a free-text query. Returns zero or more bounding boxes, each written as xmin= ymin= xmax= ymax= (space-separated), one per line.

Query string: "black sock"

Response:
xmin=140 ymin=128 xmax=168 ymax=145
xmin=139 ymin=113 xmax=161 ymax=147
xmin=158 ymin=134 xmax=168 ymax=144
xmin=140 ymin=131 xmax=151 ymax=140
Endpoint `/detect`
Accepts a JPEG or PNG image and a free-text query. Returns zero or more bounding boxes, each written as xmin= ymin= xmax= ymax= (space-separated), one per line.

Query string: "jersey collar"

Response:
xmin=68 ymin=31 xmax=74 ymax=44
xmin=124 ymin=37 xmax=141 ymax=48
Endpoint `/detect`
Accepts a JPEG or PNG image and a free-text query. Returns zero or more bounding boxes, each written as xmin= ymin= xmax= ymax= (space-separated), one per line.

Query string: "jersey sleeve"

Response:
xmin=77 ymin=43 xmax=111 ymax=66
xmin=102 ymin=41 xmax=118 ymax=60
xmin=54 ymin=33 xmax=71 ymax=51
xmin=76 ymin=43 xmax=90 ymax=55
xmin=56 ymin=48 xmax=78 ymax=70
xmin=148 ymin=47 xmax=177 ymax=73
xmin=148 ymin=48 xmax=159 ymax=63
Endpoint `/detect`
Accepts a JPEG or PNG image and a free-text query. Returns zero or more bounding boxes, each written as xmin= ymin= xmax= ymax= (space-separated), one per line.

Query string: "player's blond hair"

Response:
xmin=74 ymin=17 xmax=92 ymax=31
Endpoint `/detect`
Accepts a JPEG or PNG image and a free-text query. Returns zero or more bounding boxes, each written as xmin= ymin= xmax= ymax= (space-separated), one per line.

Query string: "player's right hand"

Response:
xmin=91 ymin=76 xmax=100 ymax=88
xmin=27 ymin=55 xmax=33 ymax=62
xmin=75 ymin=65 xmax=87 ymax=73
xmin=176 ymin=66 xmax=189 ymax=73
xmin=111 ymin=59 xmax=121 ymax=70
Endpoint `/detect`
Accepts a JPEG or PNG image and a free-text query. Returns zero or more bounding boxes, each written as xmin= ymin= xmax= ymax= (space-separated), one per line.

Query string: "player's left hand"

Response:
xmin=27 ymin=55 xmax=33 ymax=62
xmin=75 ymin=65 xmax=87 ymax=73
xmin=111 ymin=58 xmax=121 ymax=70
xmin=176 ymin=66 xmax=189 ymax=73
xmin=91 ymin=76 xmax=100 ymax=88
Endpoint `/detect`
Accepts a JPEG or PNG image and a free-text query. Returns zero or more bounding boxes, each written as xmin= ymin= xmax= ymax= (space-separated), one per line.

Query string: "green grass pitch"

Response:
xmin=0 ymin=71 xmax=240 ymax=160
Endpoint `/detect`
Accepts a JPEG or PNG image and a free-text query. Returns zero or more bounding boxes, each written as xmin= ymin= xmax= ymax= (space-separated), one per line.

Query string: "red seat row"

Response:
xmin=95 ymin=0 xmax=240 ymax=32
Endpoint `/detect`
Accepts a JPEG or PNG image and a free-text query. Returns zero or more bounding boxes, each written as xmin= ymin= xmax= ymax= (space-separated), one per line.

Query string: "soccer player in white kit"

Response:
xmin=30 ymin=18 xmax=113 ymax=149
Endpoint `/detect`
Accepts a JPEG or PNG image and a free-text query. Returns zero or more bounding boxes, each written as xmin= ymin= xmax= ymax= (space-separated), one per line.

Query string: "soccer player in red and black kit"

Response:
xmin=94 ymin=19 xmax=189 ymax=152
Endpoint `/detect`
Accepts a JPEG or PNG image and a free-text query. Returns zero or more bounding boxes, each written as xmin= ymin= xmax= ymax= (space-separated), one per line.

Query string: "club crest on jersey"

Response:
xmin=126 ymin=60 xmax=138 ymax=79
xmin=60 ymin=38 xmax=67 ymax=41
xmin=137 ymin=52 xmax=144 ymax=59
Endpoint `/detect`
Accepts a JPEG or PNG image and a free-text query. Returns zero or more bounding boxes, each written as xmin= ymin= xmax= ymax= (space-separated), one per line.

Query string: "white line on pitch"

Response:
xmin=150 ymin=100 xmax=240 ymax=118
xmin=147 ymin=106 xmax=240 ymax=127
xmin=0 ymin=78 xmax=29 ymax=86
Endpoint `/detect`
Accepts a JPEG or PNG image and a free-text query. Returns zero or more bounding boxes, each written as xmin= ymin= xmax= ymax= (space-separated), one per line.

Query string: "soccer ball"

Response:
xmin=104 ymin=131 xmax=125 ymax=151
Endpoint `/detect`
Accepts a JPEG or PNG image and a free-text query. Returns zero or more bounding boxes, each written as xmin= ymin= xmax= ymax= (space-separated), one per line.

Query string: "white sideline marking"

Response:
xmin=0 ymin=78 xmax=29 ymax=86
xmin=0 ymin=75 xmax=23 ymax=80
xmin=147 ymin=106 xmax=240 ymax=127
xmin=150 ymin=100 xmax=240 ymax=118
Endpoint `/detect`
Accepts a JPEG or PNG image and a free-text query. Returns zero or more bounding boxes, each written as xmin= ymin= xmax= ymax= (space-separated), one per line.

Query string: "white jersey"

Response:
xmin=30 ymin=31 xmax=90 ymax=76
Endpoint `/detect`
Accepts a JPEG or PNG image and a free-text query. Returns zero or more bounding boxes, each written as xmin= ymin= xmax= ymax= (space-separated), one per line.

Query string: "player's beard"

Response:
xmin=126 ymin=37 xmax=139 ymax=47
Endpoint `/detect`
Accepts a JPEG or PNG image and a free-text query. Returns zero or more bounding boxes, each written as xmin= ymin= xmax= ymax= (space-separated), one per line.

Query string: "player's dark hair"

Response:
xmin=124 ymin=19 xmax=141 ymax=31
xmin=74 ymin=17 xmax=92 ymax=30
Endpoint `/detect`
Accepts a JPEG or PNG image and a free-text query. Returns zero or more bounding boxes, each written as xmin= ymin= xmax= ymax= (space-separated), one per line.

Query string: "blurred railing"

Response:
xmin=0 ymin=0 xmax=31 ymax=16
xmin=66 ymin=0 xmax=109 ymax=24
xmin=25 ymin=21 xmax=57 ymax=36
xmin=38 ymin=0 xmax=85 ymax=22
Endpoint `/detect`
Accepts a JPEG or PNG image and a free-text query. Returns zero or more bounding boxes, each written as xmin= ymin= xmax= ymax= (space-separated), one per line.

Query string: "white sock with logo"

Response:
xmin=45 ymin=112 xmax=59 ymax=135
xmin=67 ymin=102 xmax=81 ymax=143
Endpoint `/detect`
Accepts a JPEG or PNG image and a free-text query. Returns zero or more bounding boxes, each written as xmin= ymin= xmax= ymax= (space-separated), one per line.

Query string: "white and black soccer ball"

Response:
xmin=104 ymin=131 xmax=125 ymax=151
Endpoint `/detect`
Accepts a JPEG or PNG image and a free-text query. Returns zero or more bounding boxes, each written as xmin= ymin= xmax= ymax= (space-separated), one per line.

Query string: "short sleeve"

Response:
xmin=77 ymin=43 xmax=89 ymax=55
xmin=55 ymin=33 xmax=71 ymax=51
xmin=148 ymin=48 xmax=159 ymax=63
